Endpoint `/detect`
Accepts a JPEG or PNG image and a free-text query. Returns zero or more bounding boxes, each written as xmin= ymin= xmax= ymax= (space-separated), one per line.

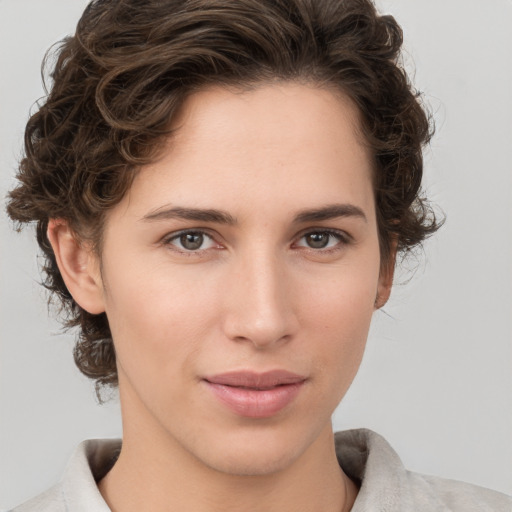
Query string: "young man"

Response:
xmin=6 ymin=0 xmax=512 ymax=510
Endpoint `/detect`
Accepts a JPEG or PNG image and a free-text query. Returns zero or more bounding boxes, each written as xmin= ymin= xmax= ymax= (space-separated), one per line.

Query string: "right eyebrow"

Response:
xmin=141 ymin=206 xmax=237 ymax=225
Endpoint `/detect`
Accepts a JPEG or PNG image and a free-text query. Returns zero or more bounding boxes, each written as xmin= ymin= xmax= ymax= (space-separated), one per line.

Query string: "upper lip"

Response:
xmin=204 ymin=370 xmax=306 ymax=389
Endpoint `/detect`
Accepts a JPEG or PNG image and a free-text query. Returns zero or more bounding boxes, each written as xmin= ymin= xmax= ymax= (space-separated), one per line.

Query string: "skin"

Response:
xmin=49 ymin=83 xmax=394 ymax=512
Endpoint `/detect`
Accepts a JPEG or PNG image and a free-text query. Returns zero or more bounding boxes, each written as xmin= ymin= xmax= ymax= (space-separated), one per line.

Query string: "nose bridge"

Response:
xmin=222 ymin=244 xmax=295 ymax=348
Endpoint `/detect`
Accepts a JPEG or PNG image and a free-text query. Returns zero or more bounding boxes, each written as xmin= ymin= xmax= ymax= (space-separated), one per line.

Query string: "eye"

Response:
xmin=295 ymin=230 xmax=347 ymax=250
xmin=164 ymin=230 xmax=218 ymax=252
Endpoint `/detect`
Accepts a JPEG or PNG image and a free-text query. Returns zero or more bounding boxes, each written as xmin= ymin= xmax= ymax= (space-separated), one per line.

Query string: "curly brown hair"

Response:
xmin=7 ymin=0 xmax=440 ymax=392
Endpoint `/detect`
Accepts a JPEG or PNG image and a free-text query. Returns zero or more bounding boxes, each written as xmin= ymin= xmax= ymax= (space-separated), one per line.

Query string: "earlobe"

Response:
xmin=375 ymin=243 xmax=397 ymax=310
xmin=375 ymin=266 xmax=393 ymax=310
xmin=47 ymin=219 xmax=105 ymax=315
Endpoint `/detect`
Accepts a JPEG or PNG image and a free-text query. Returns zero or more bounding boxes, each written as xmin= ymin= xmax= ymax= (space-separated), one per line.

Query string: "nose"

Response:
xmin=221 ymin=249 xmax=298 ymax=349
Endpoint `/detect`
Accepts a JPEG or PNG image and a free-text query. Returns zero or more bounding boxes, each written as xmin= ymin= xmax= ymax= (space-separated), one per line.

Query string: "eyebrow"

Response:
xmin=293 ymin=204 xmax=367 ymax=224
xmin=141 ymin=203 xmax=366 ymax=225
xmin=142 ymin=206 xmax=236 ymax=224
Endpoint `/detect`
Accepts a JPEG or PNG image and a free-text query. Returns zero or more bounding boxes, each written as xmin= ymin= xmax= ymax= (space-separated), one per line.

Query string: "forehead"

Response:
xmin=169 ymin=82 xmax=367 ymax=166
xmin=116 ymin=83 xmax=375 ymax=222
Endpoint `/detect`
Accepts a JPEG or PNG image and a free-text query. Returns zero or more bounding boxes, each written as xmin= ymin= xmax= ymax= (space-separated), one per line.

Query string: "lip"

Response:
xmin=203 ymin=370 xmax=306 ymax=419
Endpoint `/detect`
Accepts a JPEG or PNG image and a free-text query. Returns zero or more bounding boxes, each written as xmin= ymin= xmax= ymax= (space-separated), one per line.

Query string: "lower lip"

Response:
xmin=204 ymin=381 xmax=304 ymax=418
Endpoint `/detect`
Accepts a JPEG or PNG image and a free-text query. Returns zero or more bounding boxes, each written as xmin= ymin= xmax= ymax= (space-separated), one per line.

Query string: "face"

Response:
xmin=90 ymin=83 xmax=391 ymax=475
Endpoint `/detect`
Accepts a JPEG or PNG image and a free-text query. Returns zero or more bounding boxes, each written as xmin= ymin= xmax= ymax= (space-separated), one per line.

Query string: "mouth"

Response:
xmin=203 ymin=370 xmax=306 ymax=418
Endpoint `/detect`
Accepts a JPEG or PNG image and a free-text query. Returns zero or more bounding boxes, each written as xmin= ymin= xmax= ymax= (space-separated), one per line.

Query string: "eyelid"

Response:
xmin=293 ymin=228 xmax=353 ymax=250
xmin=160 ymin=228 xmax=223 ymax=253
xmin=158 ymin=227 xmax=352 ymax=254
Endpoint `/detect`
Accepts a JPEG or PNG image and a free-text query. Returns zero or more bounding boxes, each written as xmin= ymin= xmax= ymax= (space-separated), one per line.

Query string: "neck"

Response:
xmin=99 ymin=384 xmax=358 ymax=512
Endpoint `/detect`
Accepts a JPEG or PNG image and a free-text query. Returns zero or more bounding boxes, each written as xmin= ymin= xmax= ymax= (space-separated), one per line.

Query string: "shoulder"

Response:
xmin=417 ymin=472 xmax=512 ymax=512
xmin=10 ymin=439 xmax=120 ymax=512
xmin=9 ymin=484 xmax=65 ymax=512
xmin=335 ymin=429 xmax=512 ymax=512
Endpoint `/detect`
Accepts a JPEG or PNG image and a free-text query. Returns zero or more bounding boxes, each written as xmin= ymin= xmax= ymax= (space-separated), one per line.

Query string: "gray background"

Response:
xmin=1 ymin=0 xmax=511 ymax=508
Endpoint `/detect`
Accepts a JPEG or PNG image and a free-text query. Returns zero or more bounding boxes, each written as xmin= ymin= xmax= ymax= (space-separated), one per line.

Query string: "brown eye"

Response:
xmin=180 ymin=232 xmax=204 ymax=250
xmin=295 ymin=230 xmax=348 ymax=251
xmin=305 ymin=232 xmax=330 ymax=249
xmin=165 ymin=230 xmax=217 ymax=252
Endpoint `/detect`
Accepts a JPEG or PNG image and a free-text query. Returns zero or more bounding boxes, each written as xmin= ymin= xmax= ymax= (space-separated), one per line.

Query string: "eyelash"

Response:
xmin=161 ymin=228 xmax=352 ymax=256
xmin=293 ymin=229 xmax=352 ymax=253
xmin=161 ymin=230 xmax=220 ymax=255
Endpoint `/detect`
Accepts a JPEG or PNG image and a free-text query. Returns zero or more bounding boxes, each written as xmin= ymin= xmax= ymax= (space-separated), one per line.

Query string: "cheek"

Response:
xmin=102 ymin=261 xmax=219 ymax=379
xmin=299 ymin=255 xmax=379 ymax=332
xmin=297 ymin=259 xmax=379 ymax=390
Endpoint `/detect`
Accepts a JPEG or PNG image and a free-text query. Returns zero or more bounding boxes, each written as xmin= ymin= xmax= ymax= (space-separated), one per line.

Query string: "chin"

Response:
xmin=202 ymin=444 xmax=301 ymax=477
xmin=188 ymin=421 xmax=327 ymax=478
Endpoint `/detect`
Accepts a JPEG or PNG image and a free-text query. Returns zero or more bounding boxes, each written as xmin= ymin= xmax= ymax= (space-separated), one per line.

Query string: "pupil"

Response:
xmin=181 ymin=233 xmax=203 ymax=250
xmin=307 ymin=233 xmax=329 ymax=248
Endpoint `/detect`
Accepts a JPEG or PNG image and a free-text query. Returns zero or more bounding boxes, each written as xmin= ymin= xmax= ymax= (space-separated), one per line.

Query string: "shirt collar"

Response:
xmin=59 ymin=429 xmax=446 ymax=511
xmin=60 ymin=438 xmax=120 ymax=511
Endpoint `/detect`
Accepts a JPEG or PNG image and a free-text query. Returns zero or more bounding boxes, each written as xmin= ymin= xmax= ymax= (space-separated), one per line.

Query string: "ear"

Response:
xmin=47 ymin=219 xmax=105 ymax=315
xmin=374 ymin=242 xmax=397 ymax=310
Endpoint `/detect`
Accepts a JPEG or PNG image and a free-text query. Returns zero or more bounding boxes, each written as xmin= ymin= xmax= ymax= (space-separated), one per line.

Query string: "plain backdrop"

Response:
xmin=1 ymin=0 xmax=511 ymax=509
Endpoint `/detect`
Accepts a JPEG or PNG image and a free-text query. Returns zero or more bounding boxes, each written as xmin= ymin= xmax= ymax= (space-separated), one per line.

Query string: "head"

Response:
xmin=7 ymin=0 xmax=439 ymax=472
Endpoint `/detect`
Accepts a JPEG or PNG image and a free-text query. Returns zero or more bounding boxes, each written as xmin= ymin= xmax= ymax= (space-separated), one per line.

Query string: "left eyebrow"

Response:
xmin=292 ymin=204 xmax=367 ymax=224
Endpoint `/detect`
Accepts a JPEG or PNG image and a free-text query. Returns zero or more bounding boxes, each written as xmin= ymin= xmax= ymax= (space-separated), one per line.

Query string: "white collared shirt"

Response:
xmin=11 ymin=429 xmax=512 ymax=511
